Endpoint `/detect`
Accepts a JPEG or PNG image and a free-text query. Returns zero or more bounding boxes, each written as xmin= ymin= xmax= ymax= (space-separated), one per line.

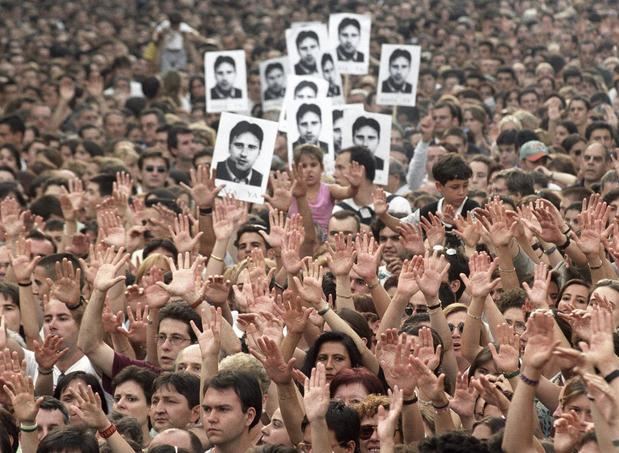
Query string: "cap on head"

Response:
xmin=519 ymin=140 xmax=549 ymax=162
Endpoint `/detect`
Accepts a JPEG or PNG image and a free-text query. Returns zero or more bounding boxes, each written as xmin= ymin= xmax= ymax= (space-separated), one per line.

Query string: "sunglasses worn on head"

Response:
xmin=145 ymin=165 xmax=167 ymax=173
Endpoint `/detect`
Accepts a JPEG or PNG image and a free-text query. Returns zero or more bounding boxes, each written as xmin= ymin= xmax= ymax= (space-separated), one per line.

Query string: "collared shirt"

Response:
xmin=404 ymin=197 xmax=469 ymax=225
xmin=264 ymin=86 xmax=286 ymax=100
xmin=225 ymin=160 xmax=253 ymax=184
xmin=328 ymin=84 xmax=341 ymax=97
xmin=295 ymin=60 xmax=318 ymax=75
xmin=384 ymin=78 xmax=410 ymax=93
xmin=212 ymin=85 xmax=235 ymax=99
xmin=336 ymin=45 xmax=363 ymax=62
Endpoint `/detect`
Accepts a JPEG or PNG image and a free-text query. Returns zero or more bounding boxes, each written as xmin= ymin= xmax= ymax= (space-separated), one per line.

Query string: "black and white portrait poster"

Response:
xmin=277 ymin=75 xmax=329 ymax=131
xmin=286 ymin=99 xmax=335 ymax=175
xmin=213 ymin=112 xmax=277 ymax=204
xmin=320 ymin=50 xmax=345 ymax=105
xmin=332 ymin=103 xmax=364 ymax=154
xmin=341 ymin=110 xmax=391 ymax=185
xmin=376 ymin=44 xmax=421 ymax=107
xmin=328 ymin=13 xmax=371 ymax=75
xmin=259 ymin=56 xmax=289 ymax=112
xmin=285 ymin=23 xmax=329 ymax=77
xmin=204 ymin=50 xmax=248 ymax=113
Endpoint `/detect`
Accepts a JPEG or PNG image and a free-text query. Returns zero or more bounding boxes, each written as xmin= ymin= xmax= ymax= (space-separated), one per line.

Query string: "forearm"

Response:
xmin=107 ymin=280 xmax=126 ymax=315
xmin=204 ymin=238 xmax=229 ymax=276
xmin=78 ymin=289 xmax=106 ymax=353
xmin=587 ymin=253 xmax=615 ymax=284
xmin=402 ymin=403 xmax=425 ymax=443
xmin=377 ymin=291 xmax=410 ymax=335
xmin=377 ymin=211 xmax=402 ymax=233
xmin=18 ymin=430 xmax=38 ymax=453
xmin=534 ymin=375 xmax=561 ymax=413
xmin=368 ymin=279 xmax=391 ymax=318
xmin=334 ymin=275 xmax=354 ymax=311
xmin=483 ymin=296 xmax=507 ymax=335
xmin=103 ymin=427 xmax=136 ymax=453
xmin=200 ymin=353 xmax=219 ymax=398
xmin=145 ymin=308 xmax=159 ymax=365
xmin=548 ymin=171 xmax=578 ymax=187
xmin=310 ymin=418 xmax=331 ymax=453
xmin=496 ymin=242 xmax=520 ymax=290
xmin=407 ymin=140 xmax=429 ymax=190
xmin=461 ymin=297 xmax=484 ymax=362
xmin=198 ymin=213 xmax=215 ymax=256
xmin=280 ymin=332 xmax=301 ymax=362
xmin=295 ymin=195 xmax=317 ymax=255
xmin=34 ymin=372 xmax=54 ymax=396
xmin=109 ymin=333 xmax=136 ymax=360
xmin=278 ymin=381 xmax=305 ymax=445
xmin=19 ymin=286 xmax=43 ymax=346
xmin=59 ymin=220 xmax=78 ymax=253
xmin=562 ymin=238 xmax=588 ymax=267
xmin=502 ymin=366 xmax=539 ymax=453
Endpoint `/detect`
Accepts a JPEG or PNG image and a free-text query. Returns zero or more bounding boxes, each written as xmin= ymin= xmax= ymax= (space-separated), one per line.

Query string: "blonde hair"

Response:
xmin=136 ymin=253 xmax=171 ymax=284
xmin=498 ymin=115 xmax=522 ymax=132
xmin=352 ymin=394 xmax=390 ymax=419
xmin=219 ymin=353 xmax=271 ymax=395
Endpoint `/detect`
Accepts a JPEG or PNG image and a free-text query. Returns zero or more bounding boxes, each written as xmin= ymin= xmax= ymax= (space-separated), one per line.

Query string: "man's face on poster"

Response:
xmin=294 ymin=86 xmax=317 ymax=100
xmin=298 ymin=37 xmax=319 ymax=66
xmin=298 ymin=111 xmax=321 ymax=144
xmin=215 ymin=61 xmax=236 ymax=91
xmin=353 ymin=125 xmax=379 ymax=153
xmin=389 ymin=55 xmax=410 ymax=85
xmin=229 ymin=131 xmax=260 ymax=172
xmin=322 ymin=59 xmax=337 ymax=84
xmin=333 ymin=116 xmax=343 ymax=150
xmin=339 ymin=24 xmax=360 ymax=53
xmin=266 ymin=68 xmax=284 ymax=92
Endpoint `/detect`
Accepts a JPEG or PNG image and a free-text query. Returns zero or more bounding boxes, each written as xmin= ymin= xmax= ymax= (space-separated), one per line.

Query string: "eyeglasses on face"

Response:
xmin=145 ymin=165 xmax=167 ymax=173
xmin=448 ymin=322 xmax=465 ymax=333
xmin=156 ymin=333 xmax=191 ymax=345
xmin=360 ymin=424 xmax=377 ymax=440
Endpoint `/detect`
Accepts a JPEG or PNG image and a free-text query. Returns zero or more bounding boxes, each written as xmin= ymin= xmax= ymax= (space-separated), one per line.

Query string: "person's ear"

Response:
xmin=345 ymin=440 xmax=356 ymax=453
xmin=191 ymin=404 xmax=201 ymax=424
xmin=449 ymin=279 xmax=461 ymax=295
xmin=435 ymin=181 xmax=443 ymax=193
xmin=245 ymin=407 xmax=257 ymax=428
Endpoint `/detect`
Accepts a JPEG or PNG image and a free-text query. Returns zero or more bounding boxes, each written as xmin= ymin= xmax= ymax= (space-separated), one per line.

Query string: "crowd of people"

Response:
xmin=1 ymin=0 xmax=619 ymax=452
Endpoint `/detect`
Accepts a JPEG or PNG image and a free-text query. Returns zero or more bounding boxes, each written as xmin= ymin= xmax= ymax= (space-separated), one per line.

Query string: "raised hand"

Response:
xmin=372 ymin=187 xmax=388 ymax=216
xmin=221 ymin=196 xmax=248 ymax=230
xmin=92 ymin=247 xmax=129 ymax=293
xmin=413 ymin=250 xmax=450 ymax=300
xmin=449 ymin=372 xmax=477 ymax=418
xmin=453 ymin=212 xmax=482 ymax=248
xmin=397 ymin=222 xmax=425 ymax=256
xmin=181 ymin=164 xmax=222 ymax=209
xmin=59 ymin=178 xmax=84 ymax=222
xmin=47 ymin=258 xmax=82 ymax=308
xmin=169 ymin=213 xmax=203 ymax=253
xmin=470 ymin=375 xmax=510 ymax=414
xmin=378 ymin=333 xmax=417 ymax=398
xmin=420 ymin=212 xmax=446 ymax=248
xmin=479 ymin=198 xmax=518 ymax=248
xmin=250 ymin=336 xmax=295 ymax=385
xmin=344 ymin=160 xmax=364 ymax=188
xmin=70 ymin=384 xmax=111 ymax=430
xmin=123 ymin=303 xmax=149 ymax=344
xmin=488 ymin=323 xmax=520 ymax=373
xmin=522 ymin=311 xmax=561 ymax=371
xmin=273 ymin=291 xmax=312 ymax=335
xmin=578 ymin=306 xmax=615 ymax=371
xmin=376 ymin=386 xmax=404 ymax=444
xmin=203 ymin=275 xmax=232 ymax=307
xmin=212 ymin=201 xmax=234 ymax=242
xmin=292 ymin=259 xmax=324 ymax=307
xmin=281 ymin=229 xmax=303 ymax=275
xmin=410 ymin=356 xmax=447 ymax=404
xmin=531 ymin=201 xmax=566 ymax=245
xmin=573 ymin=210 xmax=611 ymax=257
xmin=553 ymin=410 xmax=589 ymax=453
xmin=375 ymin=329 xmax=400 ymax=374
xmin=265 ymin=170 xmax=293 ymax=212
xmin=521 ymin=262 xmax=551 ymax=308
xmin=99 ymin=210 xmax=126 ymax=248
xmin=3 ymin=372 xmax=41 ymax=423
xmin=190 ymin=305 xmax=222 ymax=358
xmin=326 ymin=233 xmax=355 ymax=276
xmin=8 ymin=238 xmax=40 ymax=284
xmin=0 ymin=196 xmax=25 ymax=239
xmin=259 ymin=207 xmax=287 ymax=249
xmin=102 ymin=303 xmax=125 ymax=334
xmin=303 ymin=363 xmax=330 ymax=422
xmin=459 ymin=252 xmax=500 ymax=299
xmin=582 ymin=372 xmax=619 ymax=423
xmin=414 ymin=326 xmax=442 ymax=371
xmin=352 ymin=233 xmax=383 ymax=284
xmin=33 ymin=335 xmax=68 ymax=371
xmin=114 ymin=171 xmax=133 ymax=197
xmin=246 ymin=271 xmax=277 ymax=315
xmin=157 ymin=252 xmax=204 ymax=301
xmin=395 ymin=256 xmax=423 ymax=298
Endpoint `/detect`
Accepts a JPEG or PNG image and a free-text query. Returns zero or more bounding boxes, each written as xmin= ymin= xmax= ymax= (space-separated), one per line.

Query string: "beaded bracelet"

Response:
xmin=503 ymin=369 xmax=520 ymax=379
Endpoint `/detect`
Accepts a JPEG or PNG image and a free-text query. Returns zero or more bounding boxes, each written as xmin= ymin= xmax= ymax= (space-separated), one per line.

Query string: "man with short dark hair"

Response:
xmin=0 ymin=114 xmax=25 ymax=148
xmin=138 ymin=151 xmax=170 ymax=192
xmin=36 ymin=396 xmax=69 ymax=440
xmin=292 ymin=103 xmax=328 ymax=154
xmin=202 ymin=370 xmax=263 ymax=453
xmin=382 ymin=49 xmax=413 ymax=93
xmin=352 ymin=116 xmax=383 ymax=170
xmin=211 ymin=56 xmax=242 ymax=99
xmin=294 ymin=30 xmax=320 ymax=75
xmin=215 ymin=120 xmax=264 ymax=186
xmin=336 ymin=17 xmax=364 ymax=62
xmin=263 ymin=63 xmax=286 ymax=101
xmin=168 ymin=126 xmax=195 ymax=173
xmin=151 ymin=372 xmax=201 ymax=432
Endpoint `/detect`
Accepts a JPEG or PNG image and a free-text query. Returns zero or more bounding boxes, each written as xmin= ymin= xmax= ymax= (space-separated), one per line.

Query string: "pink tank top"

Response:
xmin=289 ymin=183 xmax=334 ymax=233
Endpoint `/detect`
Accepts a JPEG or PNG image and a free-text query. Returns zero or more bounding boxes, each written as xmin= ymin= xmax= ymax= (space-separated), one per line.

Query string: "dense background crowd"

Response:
xmin=1 ymin=0 xmax=619 ymax=452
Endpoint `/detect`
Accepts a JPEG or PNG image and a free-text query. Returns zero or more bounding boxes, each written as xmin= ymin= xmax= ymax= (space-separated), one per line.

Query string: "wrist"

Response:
xmin=366 ymin=277 xmax=379 ymax=289
xmin=521 ymin=365 xmax=542 ymax=380
xmin=598 ymin=357 xmax=619 ymax=376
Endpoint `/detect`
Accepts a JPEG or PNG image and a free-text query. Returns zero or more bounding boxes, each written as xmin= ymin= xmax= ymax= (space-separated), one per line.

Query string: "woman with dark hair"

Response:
xmin=53 ymin=371 xmax=109 ymax=426
xmin=302 ymin=331 xmax=364 ymax=383
xmin=557 ymin=279 xmax=591 ymax=312
xmin=111 ymin=365 xmax=157 ymax=446
xmin=471 ymin=416 xmax=506 ymax=441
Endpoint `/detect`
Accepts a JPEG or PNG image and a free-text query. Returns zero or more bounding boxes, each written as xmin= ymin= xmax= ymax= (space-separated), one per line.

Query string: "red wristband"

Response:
xmin=99 ymin=423 xmax=117 ymax=439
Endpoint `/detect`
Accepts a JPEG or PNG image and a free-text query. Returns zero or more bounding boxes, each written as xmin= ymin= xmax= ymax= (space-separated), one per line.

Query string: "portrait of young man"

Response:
xmin=215 ymin=120 xmax=264 ymax=186
xmin=336 ymin=17 xmax=364 ymax=62
xmin=293 ymin=30 xmax=321 ymax=75
xmin=211 ymin=55 xmax=242 ymax=99
xmin=382 ymin=48 xmax=413 ymax=93
xmin=292 ymin=103 xmax=329 ymax=154
xmin=263 ymin=62 xmax=286 ymax=101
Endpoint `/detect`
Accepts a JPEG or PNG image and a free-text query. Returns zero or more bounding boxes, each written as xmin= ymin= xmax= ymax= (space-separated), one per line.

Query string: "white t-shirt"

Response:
xmin=154 ymin=20 xmax=197 ymax=50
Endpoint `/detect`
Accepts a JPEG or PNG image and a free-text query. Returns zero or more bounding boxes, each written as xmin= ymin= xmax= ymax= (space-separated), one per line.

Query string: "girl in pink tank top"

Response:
xmin=289 ymin=145 xmax=360 ymax=232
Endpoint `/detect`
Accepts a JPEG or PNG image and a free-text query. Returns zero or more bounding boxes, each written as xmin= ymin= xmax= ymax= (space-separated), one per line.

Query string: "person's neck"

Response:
xmin=56 ymin=347 xmax=84 ymax=372
xmin=213 ymin=432 xmax=252 ymax=453
xmin=175 ymin=157 xmax=193 ymax=172
xmin=354 ymin=180 xmax=374 ymax=205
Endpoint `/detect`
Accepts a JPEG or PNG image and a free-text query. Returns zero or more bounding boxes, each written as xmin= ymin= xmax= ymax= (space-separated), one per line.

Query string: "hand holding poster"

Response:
xmin=376 ymin=44 xmax=421 ymax=107
xmin=213 ymin=112 xmax=278 ymax=204
xmin=205 ymin=50 xmax=249 ymax=113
